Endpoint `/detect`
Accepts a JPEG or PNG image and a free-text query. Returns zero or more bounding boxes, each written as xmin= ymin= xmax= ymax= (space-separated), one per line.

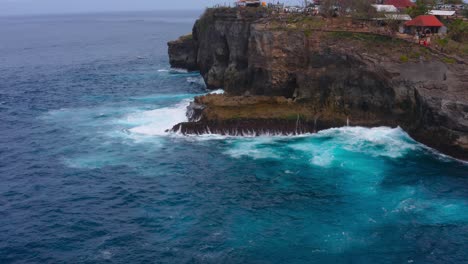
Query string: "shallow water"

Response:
xmin=0 ymin=11 xmax=467 ymax=264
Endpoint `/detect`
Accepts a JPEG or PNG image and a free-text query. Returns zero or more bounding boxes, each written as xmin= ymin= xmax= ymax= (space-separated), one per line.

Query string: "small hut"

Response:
xmin=404 ymin=15 xmax=444 ymax=34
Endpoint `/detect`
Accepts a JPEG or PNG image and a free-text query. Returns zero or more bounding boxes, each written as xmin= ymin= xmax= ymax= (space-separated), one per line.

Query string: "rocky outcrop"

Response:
xmin=168 ymin=8 xmax=468 ymax=160
xmin=167 ymin=35 xmax=198 ymax=71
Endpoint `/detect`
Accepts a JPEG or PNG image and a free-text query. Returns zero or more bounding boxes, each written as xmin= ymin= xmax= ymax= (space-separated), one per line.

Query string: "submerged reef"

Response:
xmin=168 ymin=8 xmax=468 ymax=160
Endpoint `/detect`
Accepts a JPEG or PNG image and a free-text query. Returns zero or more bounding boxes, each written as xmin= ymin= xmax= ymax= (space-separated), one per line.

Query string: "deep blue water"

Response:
xmin=1 ymin=11 xmax=467 ymax=264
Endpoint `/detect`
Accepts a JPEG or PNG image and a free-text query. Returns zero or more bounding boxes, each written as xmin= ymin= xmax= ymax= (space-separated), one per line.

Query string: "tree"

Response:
xmin=320 ymin=0 xmax=375 ymax=18
xmin=406 ymin=0 xmax=433 ymax=17
xmin=320 ymin=0 xmax=339 ymax=17
xmin=462 ymin=9 xmax=468 ymax=19
xmin=447 ymin=19 xmax=468 ymax=43
xmin=349 ymin=0 xmax=376 ymax=20
xmin=445 ymin=0 xmax=463 ymax=4
xmin=436 ymin=37 xmax=449 ymax=52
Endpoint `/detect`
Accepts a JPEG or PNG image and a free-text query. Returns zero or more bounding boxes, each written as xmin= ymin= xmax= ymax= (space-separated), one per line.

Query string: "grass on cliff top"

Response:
xmin=326 ymin=31 xmax=439 ymax=63
xmin=327 ymin=31 xmax=405 ymax=45
xmin=204 ymin=104 xmax=311 ymax=121
xmin=438 ymin=38 xmax=468 ymax=57
xmin=266 ymin=15 xmax=327 ymax=32
xmin=197 ymin=95 xmax=350 ymax=121
xmin=179 ymin=34 xmax=193 ymax=41
xmin=197 ymin=94 xmax=313 ymax=121
xmin=201 ymin=6 xmax=269 ymax=21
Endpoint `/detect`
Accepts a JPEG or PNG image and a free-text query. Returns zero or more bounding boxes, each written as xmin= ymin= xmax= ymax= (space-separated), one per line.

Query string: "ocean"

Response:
xmin=0 ymin=11 xmax=467 ymax=264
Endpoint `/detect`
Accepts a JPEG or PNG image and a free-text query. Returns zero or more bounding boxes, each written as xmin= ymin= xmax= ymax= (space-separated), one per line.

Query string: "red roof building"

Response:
xmin=383 ymin=0 xmax=415 ymax=9
xmin=405 ymin=15 xmax=444 ymax=27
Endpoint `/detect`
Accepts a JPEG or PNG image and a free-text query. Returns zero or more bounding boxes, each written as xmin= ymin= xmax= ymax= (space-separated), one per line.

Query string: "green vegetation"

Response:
xmin=400 ymin=55 xmax=409 ymax=62
xmin=406 ymin=0 xmax=432 ymax=17
xmin=447 ymin=19 xmax=468 ymax=43
xmin=295 ymin=16 xmax=326 ymax=28
xmin=409 ymin=51 xmax=421 ymax=59
xmin=320 ymin=0 xmax=376 ymax=19
xmin=434 ymin=35 xmax=468 ymax=56
xmin=327 ymin=31 xmax=405 ymax=45
xmin=463 ymin=9 xmax=468 ymax=19
xmin=349 ymin=0 xmax=377 ymax=20
xmin=442 ymin=57 xmax=456 ymax=64
xmin=179 ymin=34 xmax=193 ymax=41
xmin=437 ymin=37 xmax=449 ymax=49
xmin=326 ymin=31 xmax=441 ymax=62
xmin=267 ymin=15 xmax=326 ymax=32
xmin=197 ymin=8 xmax=216 ymax=33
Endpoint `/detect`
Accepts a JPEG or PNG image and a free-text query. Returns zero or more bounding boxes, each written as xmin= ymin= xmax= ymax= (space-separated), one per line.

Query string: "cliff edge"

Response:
xmin=168 ymin=8 xmax=468 ymax=160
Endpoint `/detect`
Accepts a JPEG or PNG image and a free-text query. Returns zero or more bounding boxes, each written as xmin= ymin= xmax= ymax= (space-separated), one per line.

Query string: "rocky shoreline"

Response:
xmin=168 ymin=8 xmax=468 ymax=160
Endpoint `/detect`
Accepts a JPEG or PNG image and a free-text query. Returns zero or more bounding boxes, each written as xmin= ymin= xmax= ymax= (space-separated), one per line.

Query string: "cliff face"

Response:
xmin=168 ymin=9 xmax=468 ymax=160
xmin=167 ymin=35 xmax=198 ymax=71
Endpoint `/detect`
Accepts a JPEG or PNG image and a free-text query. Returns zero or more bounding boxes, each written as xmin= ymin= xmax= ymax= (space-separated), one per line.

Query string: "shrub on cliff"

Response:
xmin=463 ymin=9 xmax=468 ymax=19
xmin=320 ymin=0 xmax=376 ymax=19
xmin=447 ymin=19 xmax=468 ymax=43
xmin=406 ymin=0 xmax=433 ymax=17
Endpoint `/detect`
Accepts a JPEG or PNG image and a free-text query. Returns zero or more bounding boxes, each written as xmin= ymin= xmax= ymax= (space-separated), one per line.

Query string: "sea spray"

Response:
xmin=126 ymin=99 xmax=191 ymax=136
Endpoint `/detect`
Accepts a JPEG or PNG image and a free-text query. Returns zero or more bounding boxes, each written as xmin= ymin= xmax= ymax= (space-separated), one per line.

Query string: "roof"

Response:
xmin=429 ymin=10 xmax=456 ymax=16
xmin=384 ymin=13 xmax=412 ymax=20
xmin=383 ymin=0 xmax=415 ymax=8
xmin=405 ymin=15 xmax=444 ymax=27
xmin=372 ymin=4 xmax=398 ymax=12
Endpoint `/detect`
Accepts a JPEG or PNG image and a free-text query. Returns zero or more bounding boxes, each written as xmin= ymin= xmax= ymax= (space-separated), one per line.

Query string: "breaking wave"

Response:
xmin=123 ymin=99 xmax=190 ymax=136
xmin=222 ymin=126 xmax=419 ymax=162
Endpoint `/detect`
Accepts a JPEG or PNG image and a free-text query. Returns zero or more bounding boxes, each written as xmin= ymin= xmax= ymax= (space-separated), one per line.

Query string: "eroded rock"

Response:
xmin=168 ymin=9 xmax=468 ymax=160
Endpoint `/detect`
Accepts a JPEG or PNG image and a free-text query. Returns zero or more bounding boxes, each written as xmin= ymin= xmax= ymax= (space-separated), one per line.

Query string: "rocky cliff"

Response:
xmin=168 ymin=8 xmax=468 ymax=160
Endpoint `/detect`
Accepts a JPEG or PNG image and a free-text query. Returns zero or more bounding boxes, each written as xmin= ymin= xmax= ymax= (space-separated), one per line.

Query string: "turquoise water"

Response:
xmin=0 ymin=11 xmax=467 ymax=264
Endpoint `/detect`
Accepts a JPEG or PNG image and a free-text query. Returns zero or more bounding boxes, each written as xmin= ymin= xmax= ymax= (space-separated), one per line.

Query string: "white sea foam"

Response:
xmin=130 ymin=93 xmax=194 ymax=102
xmin=314 ymin=126 xmax=417 ymax=158
xmin=169 ymin=68 xmax=189 ymax=74
xmin=310 ymin=151 xmax=335 ymax=167
xmin=63 ymin=153 xmax=124 ymax=169
xmin=117 ymin=90 xmax=225 ymax=139
xmin=223 ymin=138 xmax=281 ymax=160
xmin=123 ymin=99 xmax=190 ymax=136
xmin=218 ymin=126 xmax=420 ymax=166
xmin=208 ymin=89 xmax=224 ymax=94
xmin=393 ymin=197 xmax=468 ymax=223
xmin=186 ymin=76 xmax=206 ymax=87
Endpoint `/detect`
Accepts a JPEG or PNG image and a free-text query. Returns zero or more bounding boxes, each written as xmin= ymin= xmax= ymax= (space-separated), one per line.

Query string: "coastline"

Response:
xmin=167 ymin=8 xmax=468 ymax=161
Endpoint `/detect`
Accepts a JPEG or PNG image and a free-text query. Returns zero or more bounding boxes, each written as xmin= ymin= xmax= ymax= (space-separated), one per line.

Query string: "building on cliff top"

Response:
xmin=372 ymin=4 xmax=398 ymax=13
xmin=405 ymin=15 xmax=445 ymax=34
xmin=383 ymin=0 xmax=415 ymax=10
xmin=429 ymin=10 xmax=456 ymax=20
